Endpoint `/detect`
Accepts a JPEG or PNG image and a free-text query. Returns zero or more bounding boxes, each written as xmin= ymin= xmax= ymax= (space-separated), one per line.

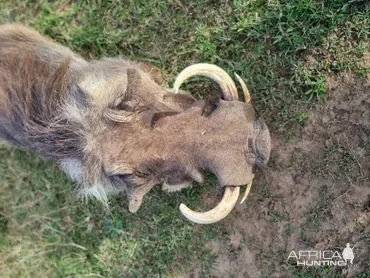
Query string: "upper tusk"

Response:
xmin=234 ymin=73 xmax=251 ymax=104
xmin=173 ymin=63 xmax=239 ymax=101
xmin=179 ymin=186 xmax=240 ymax=224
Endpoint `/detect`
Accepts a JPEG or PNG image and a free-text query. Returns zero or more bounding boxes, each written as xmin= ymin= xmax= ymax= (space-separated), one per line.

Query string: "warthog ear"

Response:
xmin=127 ymin=182 xmax=156 ymax=213
xmin=125 ymin=159 xmax=200 ymax=212
xmin=126 ymin=68 xmax=143 ymax=95
xmin=106 ymin=68 xmax=145 ymax=111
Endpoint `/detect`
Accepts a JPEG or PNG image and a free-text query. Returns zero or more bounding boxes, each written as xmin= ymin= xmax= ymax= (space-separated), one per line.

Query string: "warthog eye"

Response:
xmin=150 ymin=111 xmax=179 ymax=127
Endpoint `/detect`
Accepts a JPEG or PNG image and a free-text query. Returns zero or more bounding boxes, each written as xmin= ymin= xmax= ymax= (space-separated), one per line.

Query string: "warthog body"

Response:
xmin=0 ymin=24 xmax=270 ymax=215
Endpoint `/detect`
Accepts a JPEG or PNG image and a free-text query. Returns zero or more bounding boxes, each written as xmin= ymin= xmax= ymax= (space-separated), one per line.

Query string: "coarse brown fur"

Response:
xmin=0 ymin=24 xmax=271 ymax=212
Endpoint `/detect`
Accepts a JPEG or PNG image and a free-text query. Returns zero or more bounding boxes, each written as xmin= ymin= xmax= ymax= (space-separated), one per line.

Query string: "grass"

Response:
xmin=312 ymin=140 xmax=359 ymax=180
xmin=0 ymin=148 xmax=221 ymax=277
xmin=0 ymin=0 xmax=369 ymax=277
xmin=283 ymin=225 xmax=295 ymax=237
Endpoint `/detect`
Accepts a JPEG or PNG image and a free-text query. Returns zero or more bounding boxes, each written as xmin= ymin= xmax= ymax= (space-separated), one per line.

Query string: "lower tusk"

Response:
xmin=234 ymin=73 xmax=251 ymax=104
xmin=240 ymin=181 xmax=253 ymax=204
xmin=179 ymin=186 xmax=240 ymax=224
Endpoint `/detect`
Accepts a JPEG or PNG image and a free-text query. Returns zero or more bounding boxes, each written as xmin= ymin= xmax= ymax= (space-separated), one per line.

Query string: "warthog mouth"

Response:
xmin=172 ymin=63 xmax=270 ymax=224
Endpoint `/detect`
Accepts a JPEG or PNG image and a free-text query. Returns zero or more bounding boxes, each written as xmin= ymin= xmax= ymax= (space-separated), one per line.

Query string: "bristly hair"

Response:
xmin=0 ymin=51 xmax=86 ymax=161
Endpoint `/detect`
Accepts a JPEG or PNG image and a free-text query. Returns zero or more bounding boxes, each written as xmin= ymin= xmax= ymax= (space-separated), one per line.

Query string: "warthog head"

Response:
xmin=75 ymin=62 xmax=271 ymax=223
xmin=0 ymin=25 xmax=271 ymax=223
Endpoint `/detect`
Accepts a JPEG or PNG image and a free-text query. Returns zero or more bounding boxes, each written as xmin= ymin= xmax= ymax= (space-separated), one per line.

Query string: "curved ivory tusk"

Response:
xmin=240 ymin=181 xmax=252 ymax=204
xmin=179 ymin=187 xmax=240 ymax=224
xmin=173 ymin=63 xmax=239 ymax=101
xmin=234 ymin=73 xmax=251 ymax=104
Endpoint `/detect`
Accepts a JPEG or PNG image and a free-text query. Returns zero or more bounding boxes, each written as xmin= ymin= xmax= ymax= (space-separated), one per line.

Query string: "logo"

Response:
xmin=342 ymin=243 xmax=355 ymax=264
xmin=288 ymin=243 xmax=356 ymax=266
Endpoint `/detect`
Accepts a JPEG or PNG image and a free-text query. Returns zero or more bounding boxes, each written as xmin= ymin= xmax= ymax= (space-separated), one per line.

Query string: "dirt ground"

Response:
xmin=189 ymin=73 xmax=370 ymax=277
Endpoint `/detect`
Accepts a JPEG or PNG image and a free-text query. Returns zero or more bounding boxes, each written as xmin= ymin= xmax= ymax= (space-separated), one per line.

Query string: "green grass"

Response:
xmin=0 ymin=0 xmax=370 ymax=277
xmin=312 ymin=140 xmax=359 ymax=180
xmin=0 ymin=148 xmax=221 ymax=277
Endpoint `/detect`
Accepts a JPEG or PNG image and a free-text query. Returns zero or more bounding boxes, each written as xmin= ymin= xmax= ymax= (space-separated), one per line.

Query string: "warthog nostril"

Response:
xmin=248 ymin=137 xmax=256 ymax=154
xmin=254 ymin=118 xmax=271 ymax=168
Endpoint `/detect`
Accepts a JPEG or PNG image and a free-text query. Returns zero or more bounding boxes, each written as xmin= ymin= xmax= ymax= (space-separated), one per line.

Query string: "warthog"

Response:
xmin=0 ymin=24 xmax=271 ymax=224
